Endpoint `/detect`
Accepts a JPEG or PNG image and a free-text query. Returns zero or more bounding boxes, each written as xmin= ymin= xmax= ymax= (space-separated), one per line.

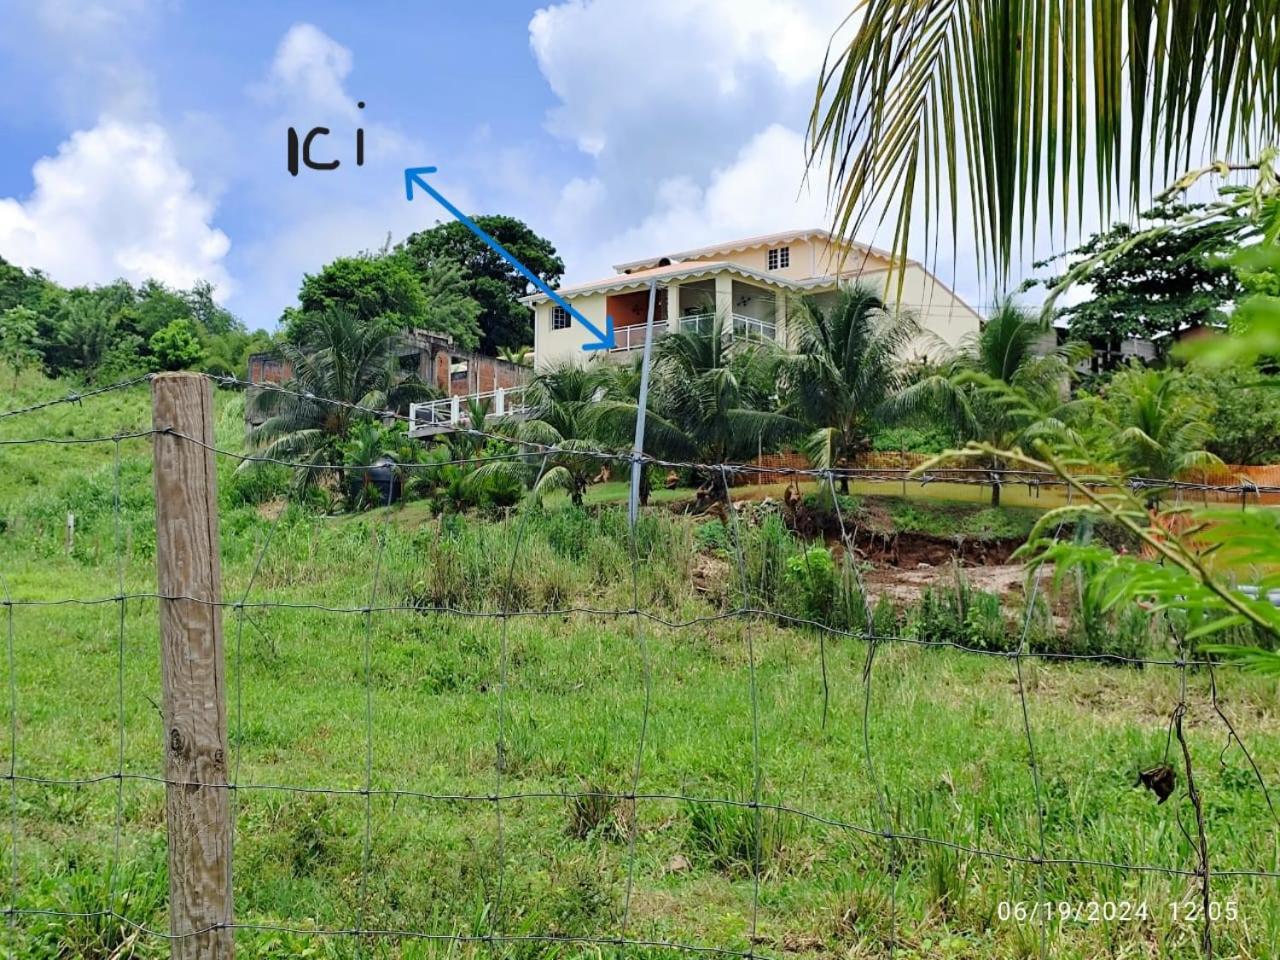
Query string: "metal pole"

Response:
xmin=629 ymin=280 xmax=659 ymax=528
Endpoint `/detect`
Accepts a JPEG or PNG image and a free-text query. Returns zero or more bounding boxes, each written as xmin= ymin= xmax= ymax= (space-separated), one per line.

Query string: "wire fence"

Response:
xmin=2 ymin=369 xmax=1279 ymax=959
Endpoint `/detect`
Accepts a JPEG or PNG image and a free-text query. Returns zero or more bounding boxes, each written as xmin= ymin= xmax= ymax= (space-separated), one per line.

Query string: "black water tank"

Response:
xmin=358 ymin=457 xmax=402 ymax=505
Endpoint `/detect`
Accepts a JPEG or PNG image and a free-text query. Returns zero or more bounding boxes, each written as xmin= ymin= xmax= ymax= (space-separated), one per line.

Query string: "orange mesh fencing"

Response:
xmin=735 ymin=450 xmax=1280 ymax=505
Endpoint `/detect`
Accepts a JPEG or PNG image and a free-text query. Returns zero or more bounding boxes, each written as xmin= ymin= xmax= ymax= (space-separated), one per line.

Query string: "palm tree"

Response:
xmin=473 ymin=360 xmax=610 ymax=507
xmin=242 ymin=309 xmax=435 ymax=493
xmin=777 ymin=285 xmax=922 ymax=492
xmin=497 ymin=344 xmax=533 ymax=367
xmin=809 ymin=3 xmax=1280 ymax=277
xmin=894 ymin=302 xmax=1087 ymax=505
xmin=1100 ymin=366 xmax=1220 ymax=495
xmin=587 ymin=316 xmax=802 ymax=504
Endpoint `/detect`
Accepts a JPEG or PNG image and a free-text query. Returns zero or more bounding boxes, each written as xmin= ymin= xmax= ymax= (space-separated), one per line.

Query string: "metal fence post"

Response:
xmin=629 ymin=280 xmax=659 ymax=528
xmin=152 ymin=372 xmax=234 ymax=959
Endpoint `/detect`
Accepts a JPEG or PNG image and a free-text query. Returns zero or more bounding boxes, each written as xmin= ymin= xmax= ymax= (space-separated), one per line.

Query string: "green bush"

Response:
xmin=908 ymin=567 xmax=1009 ymax=651
xmin=784 ymin=547 xmax=837 ymax=622
xmin=872 ymin=424 xmax=957 ymax=453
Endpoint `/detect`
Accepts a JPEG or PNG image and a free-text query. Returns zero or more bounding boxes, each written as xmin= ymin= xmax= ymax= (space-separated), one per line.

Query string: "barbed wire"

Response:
xmin=4 ymin=373 xmax=1280 ymax=499
xmin=2 ymin=370 xmax=1278 ymax=958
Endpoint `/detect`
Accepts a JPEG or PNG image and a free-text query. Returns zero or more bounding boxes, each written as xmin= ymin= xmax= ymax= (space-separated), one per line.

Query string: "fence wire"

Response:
xmin=1 ymin=372 xmax=1278 ymax=960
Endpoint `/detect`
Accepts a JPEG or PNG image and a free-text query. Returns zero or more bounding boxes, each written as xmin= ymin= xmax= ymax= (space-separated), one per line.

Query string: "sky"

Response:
xmin=0 ymin=0 xmax=1045 ymax=330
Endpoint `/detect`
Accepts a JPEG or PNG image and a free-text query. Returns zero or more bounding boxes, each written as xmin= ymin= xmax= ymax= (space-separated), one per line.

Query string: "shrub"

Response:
xmin=694 ymin=520 xmax=730 ymax=554
xmin=908 ymin=566 xmax=1009 ymax=651
xmin=784 ymin=547 xmax=838 ymax=622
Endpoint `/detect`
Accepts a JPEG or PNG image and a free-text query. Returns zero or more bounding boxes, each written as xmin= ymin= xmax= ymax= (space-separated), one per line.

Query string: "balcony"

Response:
xmin=678 ymin=313 xmax=777 ymax=342
xmin=610 ymin=323 xmax=667 ymax=352
xmin=409 ymin=386 xmax=528 ymax=438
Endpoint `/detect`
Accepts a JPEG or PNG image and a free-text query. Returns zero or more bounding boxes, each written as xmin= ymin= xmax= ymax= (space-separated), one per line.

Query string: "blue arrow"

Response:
xmin=405 ymin=166 xmax=615 ymax=351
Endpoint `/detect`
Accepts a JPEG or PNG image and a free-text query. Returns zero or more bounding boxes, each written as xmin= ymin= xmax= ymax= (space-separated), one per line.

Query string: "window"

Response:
xmin=767 ymin=246 xmax=790 ymax=270
xmin=552 ymin=305 xmax=571 ymax=330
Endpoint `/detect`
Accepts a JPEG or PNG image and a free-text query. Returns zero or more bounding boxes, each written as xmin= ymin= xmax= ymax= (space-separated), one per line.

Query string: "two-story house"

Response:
xmin=407 ymin=229 xmax=982 ymax=437
xmin=522 ymin=228 xmax=982 ymax=369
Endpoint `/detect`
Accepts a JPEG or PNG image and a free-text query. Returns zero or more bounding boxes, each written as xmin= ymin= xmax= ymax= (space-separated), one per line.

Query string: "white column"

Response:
xmin=666 ymin=282 xmax=680 ymax=332
xmin=714 ymin=273 xmax=733 ymax=330
xmin=774 ymin=290 xmax=787 ymax=345
xmin=450 ymin=395 xmax=461 ymax=424
xmin=496 ymin=387 xmax=506 ymax=416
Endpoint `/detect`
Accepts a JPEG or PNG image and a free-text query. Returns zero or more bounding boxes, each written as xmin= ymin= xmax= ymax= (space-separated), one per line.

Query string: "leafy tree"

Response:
xmin=286 ymin=253 xmax=481 ymax=350
xmin=183 ymin=280 xmax=239 ymax=336
xmin=1025 ymin=202 xmax=1243 ymax=357
xmin=895 ymin=302 xmax=1087 ymax=506
xmin=43 ymin=295 xmax=121 ymax=379
xmin=418 ymin=260 xmax=482 ymax=348
xmin=0 ymin=257 xmax=52 ymax=314
xmin=149 ymin=318 xmax=206 ymax=371
xmin=243 ymin=309 xmax=434 ymax=495
xmin=809 ymin=3 xmax=1280 ymax=276
xmin=1182 ymin=363 xmax=1280 ymax=464
xmin=0 ymin=306 xmax=41 ymax=387
xmin=4 ymin=270 xmax=262 ymax=380
xmin=777 ymin=285 xmax=921 ymax=491
xmin=400 ymin=216 xmax=563 ymax=353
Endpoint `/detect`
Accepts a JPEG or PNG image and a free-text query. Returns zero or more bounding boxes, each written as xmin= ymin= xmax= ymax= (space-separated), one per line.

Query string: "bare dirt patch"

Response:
xmin=862 ymin=560 xmax=1051 ymax=605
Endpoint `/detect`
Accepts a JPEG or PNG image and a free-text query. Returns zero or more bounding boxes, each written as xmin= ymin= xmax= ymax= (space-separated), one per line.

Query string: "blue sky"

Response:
xmin=0 ymin=0 xmax=992 ymax=330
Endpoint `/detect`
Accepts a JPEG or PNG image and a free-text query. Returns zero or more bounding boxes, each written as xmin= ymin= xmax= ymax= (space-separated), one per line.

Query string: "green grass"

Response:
xmin=4 ymin=373 xmax=1280 ymax=959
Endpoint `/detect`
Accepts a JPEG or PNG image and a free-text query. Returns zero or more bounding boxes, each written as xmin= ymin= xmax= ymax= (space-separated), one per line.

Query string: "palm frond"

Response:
xmin=809 ymin=1 xmax=1280 ymax=279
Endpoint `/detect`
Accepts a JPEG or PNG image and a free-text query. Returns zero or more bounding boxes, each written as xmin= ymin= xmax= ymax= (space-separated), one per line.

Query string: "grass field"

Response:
xmin=3 ymin=374 xmax=1280 ymax=959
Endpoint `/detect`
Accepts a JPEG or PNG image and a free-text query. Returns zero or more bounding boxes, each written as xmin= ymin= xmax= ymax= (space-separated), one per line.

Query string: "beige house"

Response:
xmin=522 ymin=228 xmax=982 ymax=370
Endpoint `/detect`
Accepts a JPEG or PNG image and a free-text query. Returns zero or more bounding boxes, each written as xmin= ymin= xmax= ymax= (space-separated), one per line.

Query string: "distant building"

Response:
xmin=246 ymin=329 xmax=528 ymax=427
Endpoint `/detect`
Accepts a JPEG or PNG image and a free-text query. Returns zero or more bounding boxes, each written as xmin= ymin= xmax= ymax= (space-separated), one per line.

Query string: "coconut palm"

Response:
xmin=1100 ymin=365 xmax=1221 ymax=490
xmin=473 ymin=360 xmax=611 ymax=507
xmin=809 ymin=3 xmax=1280 ymax=277
xmin=894 ymin=301 xmax=1088 ymax=505
xmin=777 ymin=285 xmax=922 ymax=492
xmin=586 ymin=316 xmax=802 ymax=504
xmin=498 ymin=344 xmax=534 ymax=366
xmin=243 ymin=308 xmax=435 ymax=493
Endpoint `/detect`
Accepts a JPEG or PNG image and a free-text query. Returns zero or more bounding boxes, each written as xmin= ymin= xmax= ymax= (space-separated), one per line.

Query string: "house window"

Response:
xmin=551 ymin=305 xmax=571 ymax=330
xmin=767 ymin=246 xmax=790 ymax=270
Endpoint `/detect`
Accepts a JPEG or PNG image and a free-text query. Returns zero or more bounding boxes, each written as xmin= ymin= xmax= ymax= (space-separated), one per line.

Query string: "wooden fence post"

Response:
xmin=152 ymin=372 xmax=234 ymax=959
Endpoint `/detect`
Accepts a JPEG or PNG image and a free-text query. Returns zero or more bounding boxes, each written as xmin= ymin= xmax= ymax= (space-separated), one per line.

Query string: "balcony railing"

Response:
xmin=610 ymin=323 xmax=667 ymax=352
xmin=678 ymin=313 xmax=713 ymax=335
xmin=678 ymin=313 xmax=777 ymax=342
xmin=732 ymin=313 xmax=777 ymax=341
xmin=409 ymin=386 xmax=528 ymax=435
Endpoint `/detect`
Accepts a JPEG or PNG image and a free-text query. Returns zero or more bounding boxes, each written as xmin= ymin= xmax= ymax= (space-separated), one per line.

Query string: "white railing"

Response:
xmin=677 ymin=313 xmax=777 ymax=341
xmin=678 ymin=313 xmax=713 ymax=334
xmin=611 ymin=324 xmax=667 ymax=351
xmin=409 ymin=385 xmax=528 ymax=434
xmin=732 ymin=313 xmax=777 ymax=341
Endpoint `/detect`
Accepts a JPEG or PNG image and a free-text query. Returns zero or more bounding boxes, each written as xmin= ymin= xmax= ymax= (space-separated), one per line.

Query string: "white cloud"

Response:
xmin=558 ymin=124 xmax=828 ymax=281
xmin=262 ymin=22 xmax=361 ymax=121
xmin=528 ymin=0 xmax=849 ymax=216
xmin=34 ymin=0 xmax=156 ymax=37
xmin=0 ymin=118 xmax=232 ymax=295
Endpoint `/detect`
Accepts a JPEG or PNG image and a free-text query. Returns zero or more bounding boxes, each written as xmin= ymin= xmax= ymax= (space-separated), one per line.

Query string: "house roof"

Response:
xmin=518 ymin=259 xmax=872 ymax=306
xmin=610 ymin=227 xmax=904 ymax=274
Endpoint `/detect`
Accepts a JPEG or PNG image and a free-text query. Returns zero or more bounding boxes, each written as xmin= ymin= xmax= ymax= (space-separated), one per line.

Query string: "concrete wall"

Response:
xmin=881 ymin=263 xmax=982 ymax=352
